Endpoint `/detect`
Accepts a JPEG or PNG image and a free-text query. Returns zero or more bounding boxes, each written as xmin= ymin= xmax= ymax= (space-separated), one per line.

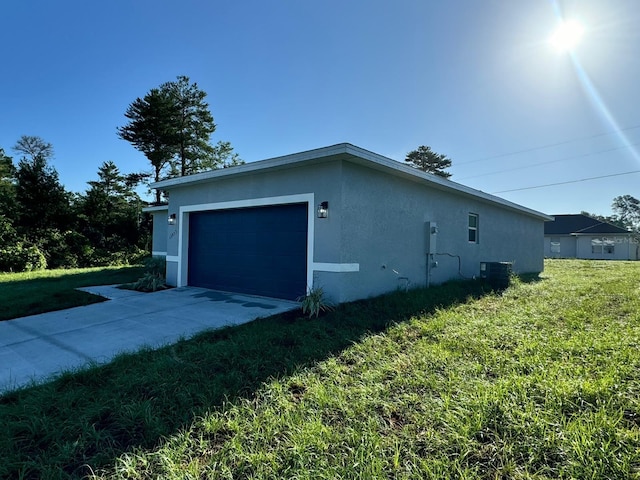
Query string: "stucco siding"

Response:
xmin=156 ymin=151 xmax=547 ymax=303
xmin=163 ymin=161 xmax=344 ymax=288
xmin=333 ymin=163 xmax=545 ymax=302
xmin=544 ymin=235 xmax=576 ymax=258
xmin=150 ymin=211 xmax=168 ymax=256
xmin=544 ymin=234 xmax=637 ymax=260
xmin=575 ymin=234 xmax=638 ymax=260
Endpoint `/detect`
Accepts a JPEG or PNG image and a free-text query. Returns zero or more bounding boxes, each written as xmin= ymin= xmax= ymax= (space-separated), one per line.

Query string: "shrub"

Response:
xmin=21 ymin=245 xmax=47 ymax=271
xmin=126 ymin=256 xmax=167 ymax=292
xmin=131 ymin=272 xmax=167 ymax=292
xmin=0 ymin=242 xmax=47 ymax=272
xmin=297 ymin=286 xmax=334 ymax=319
xmin=143 ymin=256 xmax=167 ymax=276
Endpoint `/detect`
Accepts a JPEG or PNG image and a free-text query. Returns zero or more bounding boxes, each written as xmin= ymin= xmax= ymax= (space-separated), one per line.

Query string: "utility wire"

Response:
xmin=457 ymin=124 xmax=640 ymax=166
xmin=458 ymin=141 xmax=640 ymax=181
xmin=493 ymin=170 xmax=640 ymax=194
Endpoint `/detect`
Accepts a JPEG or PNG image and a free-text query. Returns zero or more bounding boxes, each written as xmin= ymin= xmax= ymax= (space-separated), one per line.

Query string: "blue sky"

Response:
xmin=1 ymin=0 xmax=638 ymax=217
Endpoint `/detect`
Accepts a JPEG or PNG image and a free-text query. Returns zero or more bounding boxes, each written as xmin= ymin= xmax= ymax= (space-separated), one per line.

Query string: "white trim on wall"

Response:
xmin=166 ymin=255 xmax=179 ymax=263
xmin=312 ymin=262 xmax=360 ymax=272
xmin=152 ymin=251 xmax=167 ymax=257
xmin=176 ymin=194 xmax=316 ymax=288
xmin=142 ymin=205 xmax=169 ymax=213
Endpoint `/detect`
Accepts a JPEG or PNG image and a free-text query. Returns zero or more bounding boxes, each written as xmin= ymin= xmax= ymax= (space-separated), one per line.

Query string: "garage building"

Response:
xmin=145 ymin=143 xmax=551 ymax=302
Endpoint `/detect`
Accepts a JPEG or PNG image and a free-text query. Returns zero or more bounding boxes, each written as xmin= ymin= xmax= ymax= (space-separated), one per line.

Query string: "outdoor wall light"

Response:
xmin=168 ymin=213 xmax=177 ymax=225
xmin=317 ymin=201 xmax=329 ymax=218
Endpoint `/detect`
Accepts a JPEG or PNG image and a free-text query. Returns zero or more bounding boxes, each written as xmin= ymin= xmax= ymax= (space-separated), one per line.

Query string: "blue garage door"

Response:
xmin=188 ymin=203 xmax=308 ymax=300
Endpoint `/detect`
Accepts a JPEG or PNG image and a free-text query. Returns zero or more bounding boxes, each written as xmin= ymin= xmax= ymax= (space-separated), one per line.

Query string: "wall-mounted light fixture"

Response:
xmin=168 ymin=213 xmax=177 ymax=225
xmin=317 ymin=201 xmax=329 ymax=218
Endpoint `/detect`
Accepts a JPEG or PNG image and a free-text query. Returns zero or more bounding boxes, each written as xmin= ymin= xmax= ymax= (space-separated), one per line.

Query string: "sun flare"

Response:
xmin=549 ymin=20 xmax=585 ymax=52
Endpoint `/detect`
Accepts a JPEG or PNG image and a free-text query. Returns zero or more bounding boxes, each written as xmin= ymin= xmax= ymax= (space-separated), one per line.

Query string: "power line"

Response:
xmin=458 ymin=141 xmax=640 ymax=181
xmin=492 ymin=170 xmax=640 ymax=194
xmin=457 ymin=124 xmax=640 ymax=166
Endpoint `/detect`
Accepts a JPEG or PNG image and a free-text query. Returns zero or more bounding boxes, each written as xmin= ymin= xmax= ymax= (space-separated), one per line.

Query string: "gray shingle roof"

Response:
xmin=545 ymin=214 xmax=630 ymax=235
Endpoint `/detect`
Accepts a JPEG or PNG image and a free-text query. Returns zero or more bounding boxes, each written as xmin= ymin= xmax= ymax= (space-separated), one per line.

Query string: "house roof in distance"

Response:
xmin=545 ymin=214 xmax=631 ymax=235
xmin=151 ymin=143 xmax=552 ymax=221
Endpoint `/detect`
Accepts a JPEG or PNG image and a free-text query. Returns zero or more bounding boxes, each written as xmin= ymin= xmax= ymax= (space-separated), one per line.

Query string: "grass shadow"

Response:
xmin=0 ymin=279 xmax=494 ymax=478
xmin=515 ymin=272 xmax=544 ymax=284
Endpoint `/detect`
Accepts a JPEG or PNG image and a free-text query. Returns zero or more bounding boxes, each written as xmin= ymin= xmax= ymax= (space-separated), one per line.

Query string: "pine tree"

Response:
xmin=0 ymin=148 xmax=16 ymax=222
xmin=82 ymin=161 xmax=142 ymax=246
xmin=13 ymin=136 xmax=70 ymax=237
xmin=405 ymin=145 xmax=452 ymax=178
xmin=117 ymin=88 xmax=177 ymax=203
xmin=162 ymin=75 xmax=217 ymax=176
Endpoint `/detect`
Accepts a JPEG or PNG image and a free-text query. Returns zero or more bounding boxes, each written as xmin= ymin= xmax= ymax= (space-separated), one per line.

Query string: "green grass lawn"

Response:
xmin=1 ymin=260 xmax=639 ymax=479
xmin=0 ymin=266 xmax=145 ymax=321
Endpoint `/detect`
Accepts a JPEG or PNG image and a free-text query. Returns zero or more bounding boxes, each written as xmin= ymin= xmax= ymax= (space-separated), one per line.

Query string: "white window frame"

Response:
xmin=468 ymin=213 xmax=479 ymax=244
xmin=591 ymin=237 xmax=615 ymax=255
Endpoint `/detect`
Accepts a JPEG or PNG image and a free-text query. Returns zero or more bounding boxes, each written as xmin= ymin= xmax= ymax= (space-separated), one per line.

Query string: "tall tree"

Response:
xmin=405 ymin=145 xmax=453 ymax=178
xmin=81 ymin=161 xmax=142 ymax=246
xmin=612 ymin=194 xmax=640 ymax=231
xmin=0 ymin=148 xmax=17 ymax=222
xmin=580 ymin=211 xmax=626 ymax=230
xmin=213 ymin=141 xmax=243 ymax=168
xmin=119 ymin=76 xmax=241 ymax=198
xmin=117 ymin=88 xmax=177 ymax=203
xmin=13 ymin=135 xmax=53 ymax=162
xmin=162 ymin=75 xmax=217 ymax=176
xmin=12 ymin=136 xmax=70 ymax=237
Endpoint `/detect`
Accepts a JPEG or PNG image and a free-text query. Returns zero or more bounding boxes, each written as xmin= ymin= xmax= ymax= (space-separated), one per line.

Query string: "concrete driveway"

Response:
xmin=0 ymin=286 xmax=298 ymax=394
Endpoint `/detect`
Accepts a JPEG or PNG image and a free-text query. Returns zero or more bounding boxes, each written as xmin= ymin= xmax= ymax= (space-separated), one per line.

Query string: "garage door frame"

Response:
xmin=171 ymin=194 xmax=315 ymax=292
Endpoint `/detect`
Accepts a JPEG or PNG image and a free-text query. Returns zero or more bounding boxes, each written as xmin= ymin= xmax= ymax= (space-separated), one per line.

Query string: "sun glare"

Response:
xmin=549 ymin=20 xmax=585 ymax=52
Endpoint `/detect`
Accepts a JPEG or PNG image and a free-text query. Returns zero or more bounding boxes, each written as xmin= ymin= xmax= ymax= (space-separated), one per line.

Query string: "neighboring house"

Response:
xmin=144 ymin=143 xmax=551 ymax=303
xmin=544 ymin=213 xmax=638 ymax=260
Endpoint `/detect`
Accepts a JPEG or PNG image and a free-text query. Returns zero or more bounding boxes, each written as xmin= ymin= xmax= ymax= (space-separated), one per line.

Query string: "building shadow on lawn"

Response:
xmin=0 ymin=278 xmax=496 ymax=479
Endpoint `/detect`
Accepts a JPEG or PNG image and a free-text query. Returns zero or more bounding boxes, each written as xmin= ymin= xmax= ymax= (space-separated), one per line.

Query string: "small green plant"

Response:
xmin=297 ymin=286 xmax=334 ymax=318
xmin=131 ymin=272 xmax=167 ymax=292
xmin=125 ymin=256 xmax=168 ymax=292
xmin=143 ymin=256 xmax=167 ymax=276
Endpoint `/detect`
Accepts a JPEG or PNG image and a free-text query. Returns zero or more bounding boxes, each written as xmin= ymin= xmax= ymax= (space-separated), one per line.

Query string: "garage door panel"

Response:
xmin=188 ymin=203 xmax=307 ymax=300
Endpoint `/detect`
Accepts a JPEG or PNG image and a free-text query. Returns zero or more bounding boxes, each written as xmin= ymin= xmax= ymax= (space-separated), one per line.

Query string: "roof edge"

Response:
xmin=151 ymin=143 xmax=353 ymax=189
xmin=142 ymin=205 xmax=169 ymax=212
xmin=151 ymin=143 xmax=552 ymax=221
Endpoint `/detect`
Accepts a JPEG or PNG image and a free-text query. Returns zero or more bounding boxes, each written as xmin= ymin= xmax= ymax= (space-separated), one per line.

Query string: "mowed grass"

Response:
xmin=0 ymin=266 xmax=145 ymax=321
xmin=1 ymin=260 xmax=639 ymax=479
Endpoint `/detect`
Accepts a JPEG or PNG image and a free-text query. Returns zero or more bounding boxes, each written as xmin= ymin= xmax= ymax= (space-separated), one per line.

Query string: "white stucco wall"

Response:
xmin=575 ymin=234 xmax=638 ymax=260
xmin=544 ymin=235 xmax=576 ymax=258
xmin=320 ymin=162 xmax=545 ymax=302
xmin=142 ymin=208 xmax=168 ymax=257
xmin=544 ymin=234 xmax=637 ymax=260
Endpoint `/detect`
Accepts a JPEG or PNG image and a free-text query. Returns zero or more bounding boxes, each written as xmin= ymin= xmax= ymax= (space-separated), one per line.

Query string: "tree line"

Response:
xmin=0 ymin=137 xmax=150 ymax=272
xmin=583 ymin=194 xmax=640 ymax=235
xmin=1 ymin=76 xmax=241 ymax=273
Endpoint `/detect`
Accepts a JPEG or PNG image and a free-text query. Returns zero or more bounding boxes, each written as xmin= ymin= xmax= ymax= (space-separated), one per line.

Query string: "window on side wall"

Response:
xmin=468 ymin=213 xmax=479 ymax=243
xmin=591 ymin=237 xmax=614 ymax=254
xmin=591 ymin=237 xmax=603 ymax=254
xmin=603 ymin=237 xmax=615 ymax=254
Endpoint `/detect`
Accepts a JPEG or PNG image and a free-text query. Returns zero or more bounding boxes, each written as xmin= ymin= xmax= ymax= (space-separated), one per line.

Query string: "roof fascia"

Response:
xmin=151 ymin=143 xmax=552 ymax=221
xmin=142 ymin=205 xmax=169 ymax=212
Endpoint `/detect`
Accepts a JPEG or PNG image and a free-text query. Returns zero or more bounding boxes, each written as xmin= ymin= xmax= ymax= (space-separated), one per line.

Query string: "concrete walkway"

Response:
xmin=0 ymin=286 xmax=298 ymax=394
